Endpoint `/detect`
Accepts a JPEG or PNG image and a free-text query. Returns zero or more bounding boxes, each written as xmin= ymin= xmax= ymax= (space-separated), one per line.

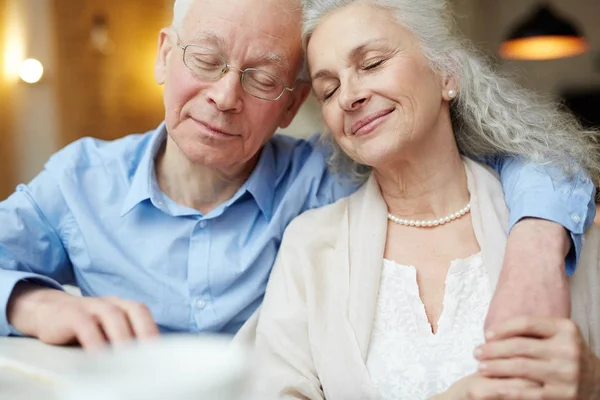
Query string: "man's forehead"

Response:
xmin=184 ymin=30 xmax=295 ymax=70
xmin=179 ymin=0 xmax=303 ymax=62
xmin=183 ymin=1 xmax=301 ymax=39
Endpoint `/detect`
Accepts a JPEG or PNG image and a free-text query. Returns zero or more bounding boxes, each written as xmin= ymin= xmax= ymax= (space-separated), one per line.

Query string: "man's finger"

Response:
xmin=73 ymin=313 xmax=109 ymax=351
xmin=486 ymin=316 xmax=559 ymax=341
xmin=93 ymin=302 xmax=135 ymax=344
xmin=107 ymin=297 xmax=159 ymax=339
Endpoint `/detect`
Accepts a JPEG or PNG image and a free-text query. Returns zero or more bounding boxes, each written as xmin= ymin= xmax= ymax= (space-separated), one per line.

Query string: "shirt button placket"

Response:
xmin=189 ymin=218 xmax=211 ymax=330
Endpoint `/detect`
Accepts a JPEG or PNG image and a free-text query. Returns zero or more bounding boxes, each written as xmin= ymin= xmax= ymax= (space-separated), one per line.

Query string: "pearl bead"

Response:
xmin=387 ymin=202 xmax=471 ymax=228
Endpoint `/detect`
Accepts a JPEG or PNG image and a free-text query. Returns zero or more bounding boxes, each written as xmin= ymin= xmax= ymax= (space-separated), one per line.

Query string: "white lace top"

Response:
xmin=366 ymin=253 xmax=491 ymax=400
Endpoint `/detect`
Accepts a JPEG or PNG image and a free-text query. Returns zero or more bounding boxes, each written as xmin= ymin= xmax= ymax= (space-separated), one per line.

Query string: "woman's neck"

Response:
xmin=374 ymin=139 xmax=469 ymax=221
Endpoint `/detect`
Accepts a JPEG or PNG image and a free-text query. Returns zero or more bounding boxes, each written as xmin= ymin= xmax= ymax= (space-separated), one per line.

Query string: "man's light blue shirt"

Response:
xmin=0 ymin=123 xmax=595 ymax=336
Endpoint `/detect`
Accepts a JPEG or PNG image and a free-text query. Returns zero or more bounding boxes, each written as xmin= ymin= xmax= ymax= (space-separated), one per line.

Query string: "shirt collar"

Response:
xmin=120 ymin=123 xmax=277 ymax=219
xmin=120 ymin=123 xmax=167 ymax=217
xmin=245 ymin=140 xmax=277 ymax=220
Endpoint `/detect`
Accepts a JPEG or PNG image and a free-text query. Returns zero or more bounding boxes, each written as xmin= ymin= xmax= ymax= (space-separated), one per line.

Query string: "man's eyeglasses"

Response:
xmin=177 ymin=41 xmax=294 ymax=101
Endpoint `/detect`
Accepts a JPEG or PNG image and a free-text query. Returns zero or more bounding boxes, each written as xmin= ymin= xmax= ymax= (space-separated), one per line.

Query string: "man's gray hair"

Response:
xmin=172 ymin=0 xmax=194 ymax=30
xmin=172 ymin=0 xmax=309 ymax=82
xmin=302 ymin=0 xmax=600 ymax=184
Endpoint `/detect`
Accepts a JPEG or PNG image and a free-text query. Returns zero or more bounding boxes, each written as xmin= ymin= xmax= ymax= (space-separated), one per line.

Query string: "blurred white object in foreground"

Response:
xmin=58 ymin=335 xmax=248 ymax=400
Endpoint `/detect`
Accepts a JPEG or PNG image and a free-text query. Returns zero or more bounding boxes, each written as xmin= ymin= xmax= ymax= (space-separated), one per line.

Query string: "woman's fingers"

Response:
xmin=486 ymin=316 xmax=561 ymax=341
xmin=478 ymin=357 xmax=577 ymax=385
xmin=466 ymin=376 xmax=540 ymax=400
xmin=499 ymin=385 xmax=578 ymax=400
xmin=475 ymin=337 xmax=549 ymax=361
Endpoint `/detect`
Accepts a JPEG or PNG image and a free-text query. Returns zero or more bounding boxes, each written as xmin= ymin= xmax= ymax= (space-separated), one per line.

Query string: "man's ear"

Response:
xmin=155 ymin=28 xmax=174 ymax=85
xmin=279 ymin=82 xmax=312 ymax=129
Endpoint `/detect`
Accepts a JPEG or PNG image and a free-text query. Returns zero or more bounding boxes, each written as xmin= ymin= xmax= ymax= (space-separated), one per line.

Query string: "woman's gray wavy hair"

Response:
xmin=302 ymin=0 xmax=600 ymax=185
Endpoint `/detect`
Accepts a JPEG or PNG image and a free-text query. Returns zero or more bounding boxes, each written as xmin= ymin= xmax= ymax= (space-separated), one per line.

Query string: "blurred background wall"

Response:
xmin=1 ymin=0 xmax=599 ymax=200
xmin=0 ymin=0 xmax=16 ymax=198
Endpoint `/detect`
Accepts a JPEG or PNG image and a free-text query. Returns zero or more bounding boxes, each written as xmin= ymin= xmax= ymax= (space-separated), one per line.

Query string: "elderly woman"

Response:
xmin=238 ymin=0 xmax=600 ymax=399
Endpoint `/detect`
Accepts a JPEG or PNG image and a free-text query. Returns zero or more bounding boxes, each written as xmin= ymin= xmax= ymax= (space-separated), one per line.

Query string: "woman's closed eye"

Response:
xmin=361 ymin=58 xmax=387 ymax=71
xmin=322 ymin=86 xmax=339 ymax=101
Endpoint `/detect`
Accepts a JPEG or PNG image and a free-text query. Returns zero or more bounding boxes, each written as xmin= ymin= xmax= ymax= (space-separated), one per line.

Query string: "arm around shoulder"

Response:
xmin=486 ymin=156 xmax=594 ymax=330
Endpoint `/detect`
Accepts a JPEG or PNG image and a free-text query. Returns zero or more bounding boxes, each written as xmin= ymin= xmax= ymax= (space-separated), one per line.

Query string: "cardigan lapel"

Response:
xmin=464 ymin=158 xmax=509 ymax=290
xmin=347 ymin=175 xmax=388 ymax=360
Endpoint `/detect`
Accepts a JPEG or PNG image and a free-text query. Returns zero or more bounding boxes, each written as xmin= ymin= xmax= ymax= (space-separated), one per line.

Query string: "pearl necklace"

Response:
xmin=387 ymin=203 xmax=471 ymax=228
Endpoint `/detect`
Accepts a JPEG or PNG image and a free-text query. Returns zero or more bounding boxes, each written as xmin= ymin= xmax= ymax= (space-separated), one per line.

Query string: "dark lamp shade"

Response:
xmin=499 ymin=4 xmax=588 ymax=60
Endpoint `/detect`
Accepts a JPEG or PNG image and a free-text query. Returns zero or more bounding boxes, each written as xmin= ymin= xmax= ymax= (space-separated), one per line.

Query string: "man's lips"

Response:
xmin=190 ymin=117 xmax=236 ymax=137
xmin=350 ymin=108 xmax=395 ymax=136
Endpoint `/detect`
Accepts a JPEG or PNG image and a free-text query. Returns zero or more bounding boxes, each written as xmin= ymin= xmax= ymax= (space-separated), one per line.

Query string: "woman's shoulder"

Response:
xmin=283 ymin=194 xmax=350 ymax=244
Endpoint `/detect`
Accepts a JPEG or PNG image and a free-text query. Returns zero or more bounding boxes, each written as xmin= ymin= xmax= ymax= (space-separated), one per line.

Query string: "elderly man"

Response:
xmin=0 ymin=0 xmax=594 ymax=349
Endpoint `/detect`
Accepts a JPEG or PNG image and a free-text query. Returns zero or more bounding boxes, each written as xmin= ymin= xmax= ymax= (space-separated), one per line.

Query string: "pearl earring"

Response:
xmin=448 ymin=89 xmax=457 ymax=99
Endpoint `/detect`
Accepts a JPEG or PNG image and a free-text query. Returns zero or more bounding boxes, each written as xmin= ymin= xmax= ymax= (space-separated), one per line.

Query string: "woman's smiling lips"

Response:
xmin=350 ymin=108 xmax=395 ymax=137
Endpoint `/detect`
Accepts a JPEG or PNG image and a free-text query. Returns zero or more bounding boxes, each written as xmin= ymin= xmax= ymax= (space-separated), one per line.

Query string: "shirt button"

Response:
xmin=195 ymin=299 xmax=206 ymax=309
xmin=199 ymin=220 xmax=208 ymax=228
xmin=571 ymin=214 xmax=581 ymax=223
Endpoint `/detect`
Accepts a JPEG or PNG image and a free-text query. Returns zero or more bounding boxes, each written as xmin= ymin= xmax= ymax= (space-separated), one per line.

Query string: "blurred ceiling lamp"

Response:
xmin=499 ymin=3 xmax=588 ymax=61
xmin=19 ymin=58 xmax=44 ymax=84
xmin=91 ymin=15 xmax=115 ymax=55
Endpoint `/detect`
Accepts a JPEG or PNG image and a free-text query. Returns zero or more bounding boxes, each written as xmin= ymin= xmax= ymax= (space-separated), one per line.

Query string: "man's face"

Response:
xmin=155 ymin=0 xmax=308 ymax=170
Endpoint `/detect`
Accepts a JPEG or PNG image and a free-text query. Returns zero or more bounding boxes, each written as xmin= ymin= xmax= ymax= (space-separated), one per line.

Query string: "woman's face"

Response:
xmin=307 ymin=3 xmax=455 ymax=168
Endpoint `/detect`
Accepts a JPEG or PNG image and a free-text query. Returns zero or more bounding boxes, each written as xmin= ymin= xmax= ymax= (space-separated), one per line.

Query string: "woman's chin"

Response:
xmin=346 ymin=145 xmax=401 ymax=170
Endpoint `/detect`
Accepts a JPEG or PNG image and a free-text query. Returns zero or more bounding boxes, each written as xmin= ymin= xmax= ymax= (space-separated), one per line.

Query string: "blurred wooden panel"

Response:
xmin=0 ymin=0 xmax=17 ymax=200
xmin=52 ymin=0 xmax=170 ymax=146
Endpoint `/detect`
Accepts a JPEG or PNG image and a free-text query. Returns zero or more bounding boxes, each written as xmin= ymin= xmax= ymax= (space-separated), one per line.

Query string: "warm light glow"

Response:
xmin=500 ymin=36 xmax=588 ymax=60
xmin=2 ymin=0 xmax=26 ymax=82
xmin=19 ymin=58 xmax=44 ymax=83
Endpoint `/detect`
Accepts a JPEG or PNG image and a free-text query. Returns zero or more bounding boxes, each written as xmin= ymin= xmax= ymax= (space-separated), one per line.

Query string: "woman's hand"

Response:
xmin=475 ymin=316 xmax=600 ymax=399
xmin=435 ymin=373 xmax=539 ymax=400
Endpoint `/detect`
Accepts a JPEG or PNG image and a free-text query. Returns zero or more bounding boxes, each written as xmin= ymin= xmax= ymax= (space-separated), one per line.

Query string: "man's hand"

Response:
xmin=484 ymin=218 xmax=571 ymax=333
xmin=7 ymin=283 xmax=159 ymax=350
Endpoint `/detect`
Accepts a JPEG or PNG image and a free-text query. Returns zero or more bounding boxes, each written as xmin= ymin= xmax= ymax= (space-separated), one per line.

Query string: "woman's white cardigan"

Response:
xmin=235 ymin=159 xmax=600 ymax=400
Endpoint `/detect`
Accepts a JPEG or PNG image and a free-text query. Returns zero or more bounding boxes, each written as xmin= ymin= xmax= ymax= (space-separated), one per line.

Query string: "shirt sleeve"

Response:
xmin=0 ymin=170 xmax=74 ymax=336
xmin=487 ymin=156 xmax=596 ymax=275
xmin=301 ymin=134 xmax=362 ymax=211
